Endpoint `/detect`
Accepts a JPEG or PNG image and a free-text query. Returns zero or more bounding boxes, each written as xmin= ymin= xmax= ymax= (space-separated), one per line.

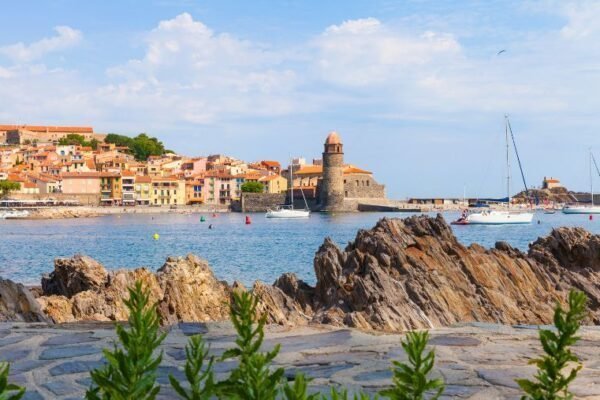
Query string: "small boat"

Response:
xmin=562 ymin=150 xmax=600 ymax=214
xmin=266 ymin=159 xmax=310 ymax=219
xmin=452 ymin=116 xmax=533 ymax=225
xmin=543 ymin=208 xmax=556 ymax=214
xmin=266 ymin=205 xmax=310 ymax=219
xmin=0 ymin=210 xmax=30 ymax=219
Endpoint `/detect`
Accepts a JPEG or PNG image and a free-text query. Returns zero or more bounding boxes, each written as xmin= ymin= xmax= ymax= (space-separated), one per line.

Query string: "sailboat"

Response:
xmin=453 ymin=116 xmax=534 ymax=225
xmin=562 ymin=150 xmax=600 ymax=214
xmin=266 ymin=161 xmax=310 ymax=218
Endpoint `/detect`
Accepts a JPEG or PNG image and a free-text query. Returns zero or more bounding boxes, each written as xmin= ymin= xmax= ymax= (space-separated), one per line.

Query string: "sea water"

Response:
xmin=0 ymin=211 xmax=598 ymax=286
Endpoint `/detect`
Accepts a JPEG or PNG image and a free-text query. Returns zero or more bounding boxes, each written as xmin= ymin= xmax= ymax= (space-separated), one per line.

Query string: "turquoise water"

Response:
xmin=1 ymin=211 xmax=599 ymax=286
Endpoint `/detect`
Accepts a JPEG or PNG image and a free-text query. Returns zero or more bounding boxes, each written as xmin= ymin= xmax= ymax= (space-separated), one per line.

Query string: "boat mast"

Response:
xmin=590 ymin=149 xmax=594 ymax=207
xmin=289 ymin=159 xmax=294 ymax=210
xmin=505 ymin=116 xmax=511 ymax=210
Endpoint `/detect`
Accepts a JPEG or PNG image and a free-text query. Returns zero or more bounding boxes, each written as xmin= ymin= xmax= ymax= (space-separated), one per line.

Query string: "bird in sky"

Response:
xmin=497 ymin=49 xmax=507 ymax=55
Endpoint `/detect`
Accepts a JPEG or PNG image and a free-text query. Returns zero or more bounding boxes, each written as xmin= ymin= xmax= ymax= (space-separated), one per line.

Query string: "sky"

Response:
xmin=1 ymin=0 xmax=600 ymax=199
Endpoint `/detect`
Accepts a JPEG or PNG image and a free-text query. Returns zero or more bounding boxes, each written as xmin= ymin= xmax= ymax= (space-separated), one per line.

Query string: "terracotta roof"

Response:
xmin=24 ymin=182 xmax=37 ymax=188
xmin=294 ymin=164 xmax=372 ymax=175
xmin=121 ymin=170 xmax=136 ymax=177
xmin=135 ymin=176 xmax=152 ymax=183
xmin=261 ymin=160 xmax=280 ymax=167
xmin=61 ymin=172 xmax=102 ymax=178
xmin=0 ymin=125 xmax=93 ymax=133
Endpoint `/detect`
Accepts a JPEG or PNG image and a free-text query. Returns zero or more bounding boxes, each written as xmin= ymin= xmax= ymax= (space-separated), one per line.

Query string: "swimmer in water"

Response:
xmin=208 ymin=224 xmax=213 ymax=229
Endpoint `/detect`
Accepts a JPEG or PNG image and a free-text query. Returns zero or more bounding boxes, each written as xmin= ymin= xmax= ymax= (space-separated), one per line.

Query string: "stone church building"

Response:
xmin=288 ymin=131 xmax=386 ymax=211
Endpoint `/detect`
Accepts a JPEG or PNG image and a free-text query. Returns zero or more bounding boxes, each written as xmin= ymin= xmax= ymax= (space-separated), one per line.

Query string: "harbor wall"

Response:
xmin=238 ymin=192 xmax=286 ymax=212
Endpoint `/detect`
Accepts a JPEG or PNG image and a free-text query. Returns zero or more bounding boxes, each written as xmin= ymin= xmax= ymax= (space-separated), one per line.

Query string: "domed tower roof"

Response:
xmin=325 ymin=131 xmax=342 ymax=145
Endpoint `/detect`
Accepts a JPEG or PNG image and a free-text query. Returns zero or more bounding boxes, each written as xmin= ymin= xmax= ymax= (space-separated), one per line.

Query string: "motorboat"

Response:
xmin=0 ymin=210 xmax=30 ymax=219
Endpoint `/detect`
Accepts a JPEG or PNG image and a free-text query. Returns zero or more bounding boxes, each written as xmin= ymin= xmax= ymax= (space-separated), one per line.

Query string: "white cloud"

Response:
xmin=0 ymin=26 xmax=82 ymax=63
xmin=314 ymin=18 xmax=461 ymax=87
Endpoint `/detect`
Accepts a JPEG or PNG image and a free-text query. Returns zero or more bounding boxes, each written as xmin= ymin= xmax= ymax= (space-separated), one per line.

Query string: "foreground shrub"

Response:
xmin=379 ymin=331 xmax=444 ymax=400
xmin=517 ymin=289 xmax=587 ymax=400
xmin=0 ymin=363 xmax=24 ymax=400
xmin=217 ymin=290 xmax=285 ymax=399
xmin=282 ymin=373 xmax=319 ymax=400
xmin=169 ymin=334 xmax=215 ymax=400
xmin=87 ymin=281 xmax=166 ymax=399
xmin=326 ymin=387 xmax=373 ymax=400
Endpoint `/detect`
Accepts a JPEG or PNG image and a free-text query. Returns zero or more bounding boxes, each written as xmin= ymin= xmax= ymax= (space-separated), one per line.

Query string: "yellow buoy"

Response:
xmin=153 ymin=233 xmax=160 ymax=240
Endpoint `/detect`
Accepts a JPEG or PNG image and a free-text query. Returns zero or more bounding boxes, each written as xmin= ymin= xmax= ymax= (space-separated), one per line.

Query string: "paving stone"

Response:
xmin=0 ymin=349 xmax=30 ymax=362
xmin=157 ymin=366 xmax=185 ymax=385
xmin=0 ymin=335 xmax=28 ymax=347
xmin=40 ymin=344 xmax=100 ymax=360
xmin=178 ymin=322 xmax=209 ymax=336
xmin=477 ymin=367 xmax=534 ymax=389
xmin=11 ymin=360 xmax=50 ymax=374
xmin=76 ymin=376 xmax=93 ymax=388
xmin=284 ymin=363 xmax=354 ymax=379
xmin=22 ymin=391 xmax=44 ymax=400
xmin=42 ymin=380 xmax=77 ymax=396
xmin=266 ymin=330 xmax=353 ymax=353
xmin=429 ymin=335 xmax=481 ymax=347
xmin=353 ymin=369 xmax=393 ymax=382
xmin=42 ymin=332 xmax=100 ymax=346
xmin=50 ymin=360 xmax=105 ymax=376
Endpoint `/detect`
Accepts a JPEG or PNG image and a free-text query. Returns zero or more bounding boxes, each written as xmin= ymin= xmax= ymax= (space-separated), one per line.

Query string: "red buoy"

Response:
xmin=590 ymin=215 xmax=594 ymax=221
xmin=245 ymin=216 xmax=251 ymax=225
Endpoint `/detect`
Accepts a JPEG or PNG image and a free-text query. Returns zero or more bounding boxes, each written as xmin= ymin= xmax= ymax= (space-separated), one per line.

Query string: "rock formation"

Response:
xmin=258 ymin=215 xmax=600 ymax=332
xmin=7 ymin=214 xmax=600 ymax=332
xmin=37 ymin=254 xmax=230 ymax=324
xmin=0 ymin=278 xmax=50 ymax=322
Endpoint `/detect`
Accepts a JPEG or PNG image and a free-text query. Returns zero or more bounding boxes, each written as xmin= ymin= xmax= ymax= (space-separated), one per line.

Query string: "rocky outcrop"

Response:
xmin=0 ymin=278 xmax=50 ymax=322
xmin=28 ymin=214 xmax=600 ymax=332
xmin=259 ymin=215 xmax=600 ymax=332
xmin=42 ymin=254 xmax=108 ymax=297
xmin=37 ymin=254 xmax=230 ymax=324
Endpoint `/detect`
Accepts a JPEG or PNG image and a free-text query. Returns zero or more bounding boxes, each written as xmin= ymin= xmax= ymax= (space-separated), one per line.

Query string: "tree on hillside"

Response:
xmin=58 ymin=134 xmax=99 ymax=150
xmin=104 ymin=133 xmax=166 ymax=161
xmin=241 ymin=182 xmax=265 ymax=193
xmin=0 ymin=181 xmax=20 ymax=198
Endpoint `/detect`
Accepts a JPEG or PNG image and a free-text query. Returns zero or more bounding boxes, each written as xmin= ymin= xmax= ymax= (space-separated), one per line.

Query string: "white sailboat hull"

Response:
xmin=562 ymin=205 xmax=600 ymax=214
xmin=466 ymin=210 xmax=534 ymax=224
xmin=266 ymin=209 xmax=310 ymax=218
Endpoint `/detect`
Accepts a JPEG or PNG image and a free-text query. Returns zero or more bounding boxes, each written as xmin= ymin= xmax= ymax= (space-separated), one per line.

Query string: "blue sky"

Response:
xmin=1 ymin=1 xmax=600 ymax=198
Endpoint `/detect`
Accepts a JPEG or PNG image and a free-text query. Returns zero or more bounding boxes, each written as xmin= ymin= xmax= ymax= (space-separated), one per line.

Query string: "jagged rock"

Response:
xmin=157 ymin=255 xmax=230 ymax=325
xmin=298 ymin=214 xmax=600 ymax=332
xmin=0 ymin=278 xmax=50 ymax=322
xmin=36 ymin=295 xmax=75 ymax=323
xmin=41 ymin=255 xmax=108 ymax=298
xmin=37 ymin=254 xmax=228 ymax=324
xmin=273 ymin=273 xmax=314 ymax=314
xmin=253 ymin=281 xmax=310 ymax=326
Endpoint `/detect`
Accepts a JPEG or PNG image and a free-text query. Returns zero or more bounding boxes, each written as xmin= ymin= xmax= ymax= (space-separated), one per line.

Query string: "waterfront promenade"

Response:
xmin=3 ymin=321 xmax=600 ymax=399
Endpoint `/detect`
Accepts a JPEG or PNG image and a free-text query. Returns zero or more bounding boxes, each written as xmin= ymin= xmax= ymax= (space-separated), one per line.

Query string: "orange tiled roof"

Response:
xmin=135 ymin=176 xmax=152 ymax=183
xmin=61 ymin=172 xmax=102 ymax=178
xmin=0 ymin=125 xmax=93 ymax=133
xmin=294 ymin=165 xmax=372 ymax=175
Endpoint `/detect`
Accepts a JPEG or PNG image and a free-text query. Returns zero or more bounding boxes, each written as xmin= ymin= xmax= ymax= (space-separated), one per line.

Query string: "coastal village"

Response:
xmin=0 ymin=124 xmax=388 ymax=212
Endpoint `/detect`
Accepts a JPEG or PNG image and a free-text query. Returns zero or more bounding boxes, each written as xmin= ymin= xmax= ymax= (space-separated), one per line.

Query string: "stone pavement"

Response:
xmin=2 ymin=321 xmax=600 ymax=399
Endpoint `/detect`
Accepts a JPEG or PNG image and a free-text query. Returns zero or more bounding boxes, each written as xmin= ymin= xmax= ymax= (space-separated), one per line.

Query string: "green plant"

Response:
xmin=241 ymin=181 xmax=265 ymax=193
xmin=86 ymin=281 xmax=166 ymax=400
xmin=0 ymin=363 xmax=25 ymax=400
xmin=516 ymin=290 xmax=588 ymax=400
xmin=379 ymin=331 xmax=444 ymax=400
xmin=282 ymin=373 xmax=319 ymax=400
xmin=169 ymin=335 xmax=215 ymax=400
xmin=217 ymin=290 xmax=284 ymax=399
xmin=325 ymin=387 xmax=373 ymax=400
xmin=0 ymin=181 xmax=20 ymax=198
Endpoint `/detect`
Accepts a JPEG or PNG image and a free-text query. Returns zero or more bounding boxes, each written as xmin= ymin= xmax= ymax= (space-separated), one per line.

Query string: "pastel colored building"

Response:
xmin=61 ymin=172 xmax=101 ymax=194
xmin=135 ymin=175 xmax=152 ymax=205
xmin=151 ymin=176 xmax=185 ymax=206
